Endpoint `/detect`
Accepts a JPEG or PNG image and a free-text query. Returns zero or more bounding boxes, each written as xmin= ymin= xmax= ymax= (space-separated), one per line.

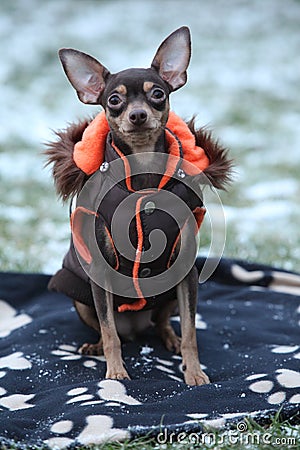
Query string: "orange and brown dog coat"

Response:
xmin=48 ymin=112 xmax=209 ymax=312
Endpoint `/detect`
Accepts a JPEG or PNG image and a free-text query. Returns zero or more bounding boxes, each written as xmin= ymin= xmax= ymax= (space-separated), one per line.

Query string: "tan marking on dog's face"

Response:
xmin=106 ymin=97 xmax=170 ymax=154
xmin=115 ymin=84 xmax=127 ymax=95
xmin=143 ymin=81 xmax=154 ymax=93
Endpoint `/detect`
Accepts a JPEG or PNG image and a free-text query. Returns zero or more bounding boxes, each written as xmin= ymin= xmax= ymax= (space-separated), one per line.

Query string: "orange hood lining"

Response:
xmin=73 ymin=111 xmax=210 ymax=176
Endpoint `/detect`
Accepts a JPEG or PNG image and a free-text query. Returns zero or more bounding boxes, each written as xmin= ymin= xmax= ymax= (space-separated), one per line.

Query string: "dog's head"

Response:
xmin=58 ymin=27 xmax=191 ymax=151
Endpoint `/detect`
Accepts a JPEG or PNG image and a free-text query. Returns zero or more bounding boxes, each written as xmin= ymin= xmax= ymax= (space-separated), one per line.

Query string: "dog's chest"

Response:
xmin=96 ymin=179 xmax=187 ymax=275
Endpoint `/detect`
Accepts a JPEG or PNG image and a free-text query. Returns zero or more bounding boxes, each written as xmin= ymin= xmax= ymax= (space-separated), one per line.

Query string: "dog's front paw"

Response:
xmin=183 ymin=365 xmax=210 ymax=386
xmin=106 ymin=367 xmax=131 ymax=381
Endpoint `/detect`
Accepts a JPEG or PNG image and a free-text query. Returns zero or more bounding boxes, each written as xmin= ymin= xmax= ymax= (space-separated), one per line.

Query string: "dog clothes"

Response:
xmin=48 ymin=112 xmax=209 ymax=312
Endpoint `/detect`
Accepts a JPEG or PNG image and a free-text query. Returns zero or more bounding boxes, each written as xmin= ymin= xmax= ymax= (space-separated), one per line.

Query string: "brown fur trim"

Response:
xmin=45 ymin=115 xmax=233 ymax=201
xmin=44 ymin=119 xmax=91 ymax=200
xmin=187 ymin=117 xmax=234 ymax=190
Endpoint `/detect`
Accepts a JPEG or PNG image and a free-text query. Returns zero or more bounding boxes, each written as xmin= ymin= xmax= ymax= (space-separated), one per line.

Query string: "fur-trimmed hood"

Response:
xmin=45 ymin=111 xmax=233 ymax=199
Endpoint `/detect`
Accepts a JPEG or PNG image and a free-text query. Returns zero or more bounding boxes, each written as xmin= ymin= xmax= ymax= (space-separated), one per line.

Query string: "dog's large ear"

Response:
xmin=58 ymin=49 xmax=110 ymax=104
xmin=151 ymin=26 xmax=191 ymax=92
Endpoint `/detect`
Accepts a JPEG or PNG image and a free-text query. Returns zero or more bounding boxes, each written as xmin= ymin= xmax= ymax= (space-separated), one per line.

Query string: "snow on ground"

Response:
xmin=0 ymin=0 xmax=299 ymax=273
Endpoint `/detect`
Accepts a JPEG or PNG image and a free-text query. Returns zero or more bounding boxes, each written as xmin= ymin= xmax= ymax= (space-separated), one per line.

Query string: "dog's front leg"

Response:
xmin=177 ymin=266 xmax=210 ymax=386
xmin=91 ymin=281 xmax=130 ymax=380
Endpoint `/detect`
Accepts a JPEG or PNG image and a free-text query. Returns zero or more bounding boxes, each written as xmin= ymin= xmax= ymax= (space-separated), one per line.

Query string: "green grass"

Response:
xmin=0 ymin=416 xmax=299 ymax=449
xmin=38 ymin=415 xmax=299 ymax=449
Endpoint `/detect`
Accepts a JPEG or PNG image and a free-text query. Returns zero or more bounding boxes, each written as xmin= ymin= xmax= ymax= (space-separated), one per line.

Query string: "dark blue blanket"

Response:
xmin=0 ymin=258 xmax=299 ymax=447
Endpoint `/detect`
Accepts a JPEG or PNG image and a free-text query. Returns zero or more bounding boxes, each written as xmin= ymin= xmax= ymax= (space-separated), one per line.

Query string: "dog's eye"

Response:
xmin=108 ymin=94 xmax=123 ymax=108
xmin=151 ymin=88 xmax=166 ymax=102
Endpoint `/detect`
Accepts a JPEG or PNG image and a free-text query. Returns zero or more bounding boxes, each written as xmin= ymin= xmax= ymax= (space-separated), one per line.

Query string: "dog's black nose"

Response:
xmin=129 ymin=109 xmax=147 ymax=126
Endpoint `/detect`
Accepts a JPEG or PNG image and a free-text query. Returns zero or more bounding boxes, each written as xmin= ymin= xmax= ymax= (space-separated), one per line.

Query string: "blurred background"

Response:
xmin=0 ymin=0 xmax=299 ymax=274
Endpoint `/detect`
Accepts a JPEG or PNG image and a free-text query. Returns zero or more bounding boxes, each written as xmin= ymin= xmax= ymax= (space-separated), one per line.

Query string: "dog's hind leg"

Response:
xmin=74 ymin=300 xmax=100 ymax=332
xmin=74 ymin=301 xmax=104 ymax=355
xmin=79 ymin=339 xmax=103 ymax=356
xmin=153 ymin=299 xmax=181 ymax=354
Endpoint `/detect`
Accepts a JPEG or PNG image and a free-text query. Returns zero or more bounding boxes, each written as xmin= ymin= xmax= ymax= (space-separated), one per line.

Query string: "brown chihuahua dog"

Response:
xmin=47 ymin=27 xmax=232 ymax=385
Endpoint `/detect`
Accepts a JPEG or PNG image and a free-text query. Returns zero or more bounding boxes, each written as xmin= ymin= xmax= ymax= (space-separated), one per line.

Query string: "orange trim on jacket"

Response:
xmin=70 ymin=206 xmax=98 ymax=265
xmin=118 ymin=195 xmax=148 ymax=313
xmin=73 ymin=111 xmax=210 ymax=176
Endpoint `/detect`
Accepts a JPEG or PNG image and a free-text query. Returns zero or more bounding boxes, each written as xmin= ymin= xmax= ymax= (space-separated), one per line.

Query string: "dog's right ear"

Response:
xmin=59 ymin=49 xmax=110 ymax=104
xmin=151 ymin=26 xmax=191 ymax=92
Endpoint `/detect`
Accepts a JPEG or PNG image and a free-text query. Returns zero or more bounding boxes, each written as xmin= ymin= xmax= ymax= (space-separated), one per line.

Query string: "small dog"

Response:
xmin=47 ymin=27 xmax=232 ymax=385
